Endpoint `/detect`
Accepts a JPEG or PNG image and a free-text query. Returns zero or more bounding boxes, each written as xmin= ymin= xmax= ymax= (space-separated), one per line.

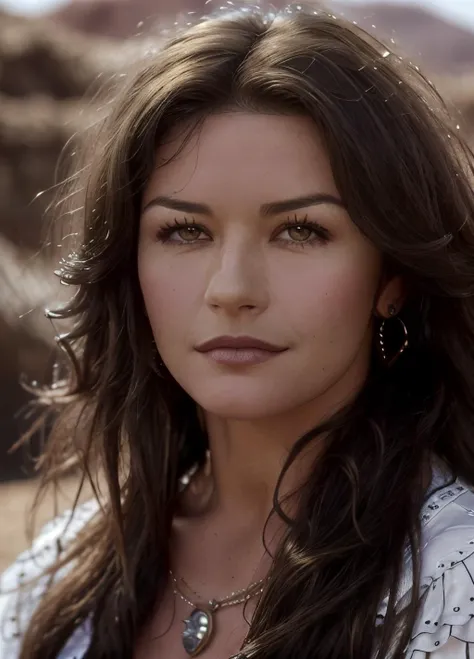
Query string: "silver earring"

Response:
xmin=378 ymin=304 xmax=409 ymax=367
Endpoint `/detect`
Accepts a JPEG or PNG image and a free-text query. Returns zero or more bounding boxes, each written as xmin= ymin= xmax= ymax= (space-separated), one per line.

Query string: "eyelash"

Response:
xmin=156 ymin=215 xmax=331 ymax=247
xmin=157 ymin=218 xmax=201 ymax=243
xmin=283 ymin=215 xmax=330 ymax=245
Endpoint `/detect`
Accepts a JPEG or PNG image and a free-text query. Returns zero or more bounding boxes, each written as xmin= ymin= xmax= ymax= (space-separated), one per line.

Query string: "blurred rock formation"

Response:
xmin=50 ymin=0 xmax=474 ymax=75
xmin=0 ymin=10 xmax=119 ymax=480
xmin=337 ymin=2 xmax=474 ymax=75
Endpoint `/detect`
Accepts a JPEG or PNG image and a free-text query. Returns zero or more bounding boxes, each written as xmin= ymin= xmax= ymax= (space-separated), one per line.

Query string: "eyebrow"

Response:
xmin=142 ymin=196 xmax=211 ymax=215
xmin=142 ymin=193 xmax=345 ymax=216
xmin=260 ymin=193 xmax=345 ymax=216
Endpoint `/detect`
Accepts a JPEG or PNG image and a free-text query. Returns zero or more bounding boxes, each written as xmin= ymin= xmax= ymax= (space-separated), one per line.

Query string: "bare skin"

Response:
xmin=135 ymin=112 xmax=403 ymax=658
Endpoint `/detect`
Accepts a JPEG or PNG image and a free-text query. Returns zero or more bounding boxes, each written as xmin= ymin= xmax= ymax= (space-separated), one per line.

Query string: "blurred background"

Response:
xmin=1 ymin=0 xmax=474 ymax=570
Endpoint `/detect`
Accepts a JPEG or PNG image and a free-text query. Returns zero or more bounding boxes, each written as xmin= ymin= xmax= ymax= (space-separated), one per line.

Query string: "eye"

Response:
xmin=156 ymin=218 xmax=209 ymax=244
xmin=285 ymin=225 xmax=314 ymax=242
xmin=276 ymin=215 xmax=330 ymax=246
xmin=175 ymin=225 xmax=203 ymax=242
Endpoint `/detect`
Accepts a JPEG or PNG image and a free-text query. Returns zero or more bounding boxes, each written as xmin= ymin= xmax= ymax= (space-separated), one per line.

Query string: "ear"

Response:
xmin=375 ymin=275 xmax=406 ymax=318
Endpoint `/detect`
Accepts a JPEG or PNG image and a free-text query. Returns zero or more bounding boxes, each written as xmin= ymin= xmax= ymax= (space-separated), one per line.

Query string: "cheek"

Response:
xmin=275 ymin=251 xmax=380 ymax=340
xmin=138 ymin=254 xmax=202 ymax=339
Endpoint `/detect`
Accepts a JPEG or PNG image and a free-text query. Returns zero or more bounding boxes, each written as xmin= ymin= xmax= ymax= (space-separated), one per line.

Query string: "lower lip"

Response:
xmin=200 ymin=348 xmax=284 ymax=365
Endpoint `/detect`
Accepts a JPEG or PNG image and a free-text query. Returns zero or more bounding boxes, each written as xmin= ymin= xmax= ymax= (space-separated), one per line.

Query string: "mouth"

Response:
xmin=194 ymin=335 xmax=288 ymax=366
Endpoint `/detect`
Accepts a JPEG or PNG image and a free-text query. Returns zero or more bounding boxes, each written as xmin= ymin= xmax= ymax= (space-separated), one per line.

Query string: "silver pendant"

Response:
xmin=182 ymin=607 xmax=214 ymax=656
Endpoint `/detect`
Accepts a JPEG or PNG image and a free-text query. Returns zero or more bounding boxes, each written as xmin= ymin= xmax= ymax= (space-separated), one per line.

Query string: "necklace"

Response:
xmin=170 ymin=569 xmax=268 ymax=656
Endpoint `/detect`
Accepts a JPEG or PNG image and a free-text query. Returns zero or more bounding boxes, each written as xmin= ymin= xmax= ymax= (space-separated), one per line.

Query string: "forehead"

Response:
xmin=144 ymin=112 xmax=340 ymax=206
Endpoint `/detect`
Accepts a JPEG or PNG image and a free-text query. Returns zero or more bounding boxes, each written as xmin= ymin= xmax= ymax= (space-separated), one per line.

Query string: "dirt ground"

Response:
xmin=0 ymin=476 xmax=92 ymax=572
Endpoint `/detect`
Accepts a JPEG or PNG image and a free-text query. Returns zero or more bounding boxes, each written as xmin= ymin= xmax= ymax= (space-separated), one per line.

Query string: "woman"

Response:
xmin=1 ymin=5 xmax=474 ymax=658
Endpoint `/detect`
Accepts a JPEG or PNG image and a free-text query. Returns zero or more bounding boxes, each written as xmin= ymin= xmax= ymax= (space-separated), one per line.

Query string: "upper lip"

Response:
xmin=195 ymin=336 xmax=288 ymax=353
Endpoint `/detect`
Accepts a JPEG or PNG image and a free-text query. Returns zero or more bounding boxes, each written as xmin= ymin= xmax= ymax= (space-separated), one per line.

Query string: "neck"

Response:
xmin=203 ymin=417 xmax=311 ymax=523
xmin=172 ymin=367 xmax=368 ymax=595
xmin=199 ymin=376 xmax=363 ymax=526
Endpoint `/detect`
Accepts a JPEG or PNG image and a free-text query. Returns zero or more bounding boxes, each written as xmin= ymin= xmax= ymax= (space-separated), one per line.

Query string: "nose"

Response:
xmin=204 ymin=240 xmax=269 ymax=316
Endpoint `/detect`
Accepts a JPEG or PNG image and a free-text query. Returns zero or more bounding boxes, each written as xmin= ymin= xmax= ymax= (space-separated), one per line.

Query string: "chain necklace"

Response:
xmin=170 ymin=569 xmax=268 ymax=656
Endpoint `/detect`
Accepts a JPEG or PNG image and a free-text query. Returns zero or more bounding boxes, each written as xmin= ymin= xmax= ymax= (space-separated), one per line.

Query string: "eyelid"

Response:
xmin=155 ymin=214 xmax=331 ymax=245
xmin=156 ymin=217 xmax=211 ymax=243
xmin=273 ymin=215 xmax=331 ymax=241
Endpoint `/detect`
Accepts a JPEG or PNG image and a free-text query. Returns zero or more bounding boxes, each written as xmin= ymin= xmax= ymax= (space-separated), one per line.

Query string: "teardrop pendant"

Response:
xmin=182 ymin=607 xmax=214 ymax=656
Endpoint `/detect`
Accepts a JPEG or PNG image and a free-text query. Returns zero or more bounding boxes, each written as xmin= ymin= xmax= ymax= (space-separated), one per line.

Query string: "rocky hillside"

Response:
xmin=336 ymin=2 xmax=474 ymax=74
xmin=0 ymin=11 xmax=115 ymax=480
xmin=50 ymin=0 xmax=474 ymax=75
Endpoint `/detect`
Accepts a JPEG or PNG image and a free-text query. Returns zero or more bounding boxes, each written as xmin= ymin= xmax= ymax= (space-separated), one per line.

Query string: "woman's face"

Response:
xmin=138 ymin=112 xmax=387 ymax=420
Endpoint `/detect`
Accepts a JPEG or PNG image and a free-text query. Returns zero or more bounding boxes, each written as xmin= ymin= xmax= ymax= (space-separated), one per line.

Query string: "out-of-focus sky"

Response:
xmin=1 ymin=0 xmax=474 ymax=29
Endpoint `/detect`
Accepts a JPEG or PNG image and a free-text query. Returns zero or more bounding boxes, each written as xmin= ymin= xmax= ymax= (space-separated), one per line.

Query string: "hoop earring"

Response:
xmin=378 ymin=304 xmax=409 ymax=367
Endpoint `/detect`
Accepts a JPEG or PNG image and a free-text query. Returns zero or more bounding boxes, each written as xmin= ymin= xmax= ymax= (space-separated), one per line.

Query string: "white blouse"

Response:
xmin=1 ymin=476 xmax=474 ymax=658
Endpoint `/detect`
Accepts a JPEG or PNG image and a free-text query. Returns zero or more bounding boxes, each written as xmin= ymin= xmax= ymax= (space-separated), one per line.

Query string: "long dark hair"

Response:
xmin=16 ymin=5 xmax=474 ymax=658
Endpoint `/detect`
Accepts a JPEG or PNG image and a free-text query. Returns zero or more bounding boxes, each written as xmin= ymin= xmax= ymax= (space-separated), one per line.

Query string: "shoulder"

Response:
xmin=382 ymin=480 xmax=474 ymax=657
xmin=0 ymin=499 xmax=99 ymax=659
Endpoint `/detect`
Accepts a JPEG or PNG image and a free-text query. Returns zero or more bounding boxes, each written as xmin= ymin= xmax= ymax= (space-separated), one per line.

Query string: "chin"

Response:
xmin=197 ymin=399 xmax=280 ymax=420
xmin=188 ymin=385 xmax=294 ymax=421
xmin=168 ymin=366 xmax=310 ymax=420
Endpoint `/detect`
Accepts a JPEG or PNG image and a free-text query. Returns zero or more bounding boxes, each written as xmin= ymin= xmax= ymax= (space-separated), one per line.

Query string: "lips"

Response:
xmin=194 ymin=336 xmax=288 ymax=366
xmin=194 ymin=336 xmax=287 ymax=353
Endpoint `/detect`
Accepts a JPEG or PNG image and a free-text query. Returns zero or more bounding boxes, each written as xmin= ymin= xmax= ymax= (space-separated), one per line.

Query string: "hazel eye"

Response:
xmin=156 ymin=218 xmax=210 ymax=244
xmin=275 ymin=216 xmax=330 ymax=246
xmin=176 ymin=226 xmax=203 ymax=241
xmin=286 ymin=225 xmax=313 ymax=242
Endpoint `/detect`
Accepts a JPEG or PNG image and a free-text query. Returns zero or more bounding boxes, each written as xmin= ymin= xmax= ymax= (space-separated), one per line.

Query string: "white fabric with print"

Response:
xmin=2 ymin=478 xmax=474 ymax=658
xmin=401 ymin=485 xmax=474 ymax=658
xmin=0 ymin=500 xmax=99 ymax=659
